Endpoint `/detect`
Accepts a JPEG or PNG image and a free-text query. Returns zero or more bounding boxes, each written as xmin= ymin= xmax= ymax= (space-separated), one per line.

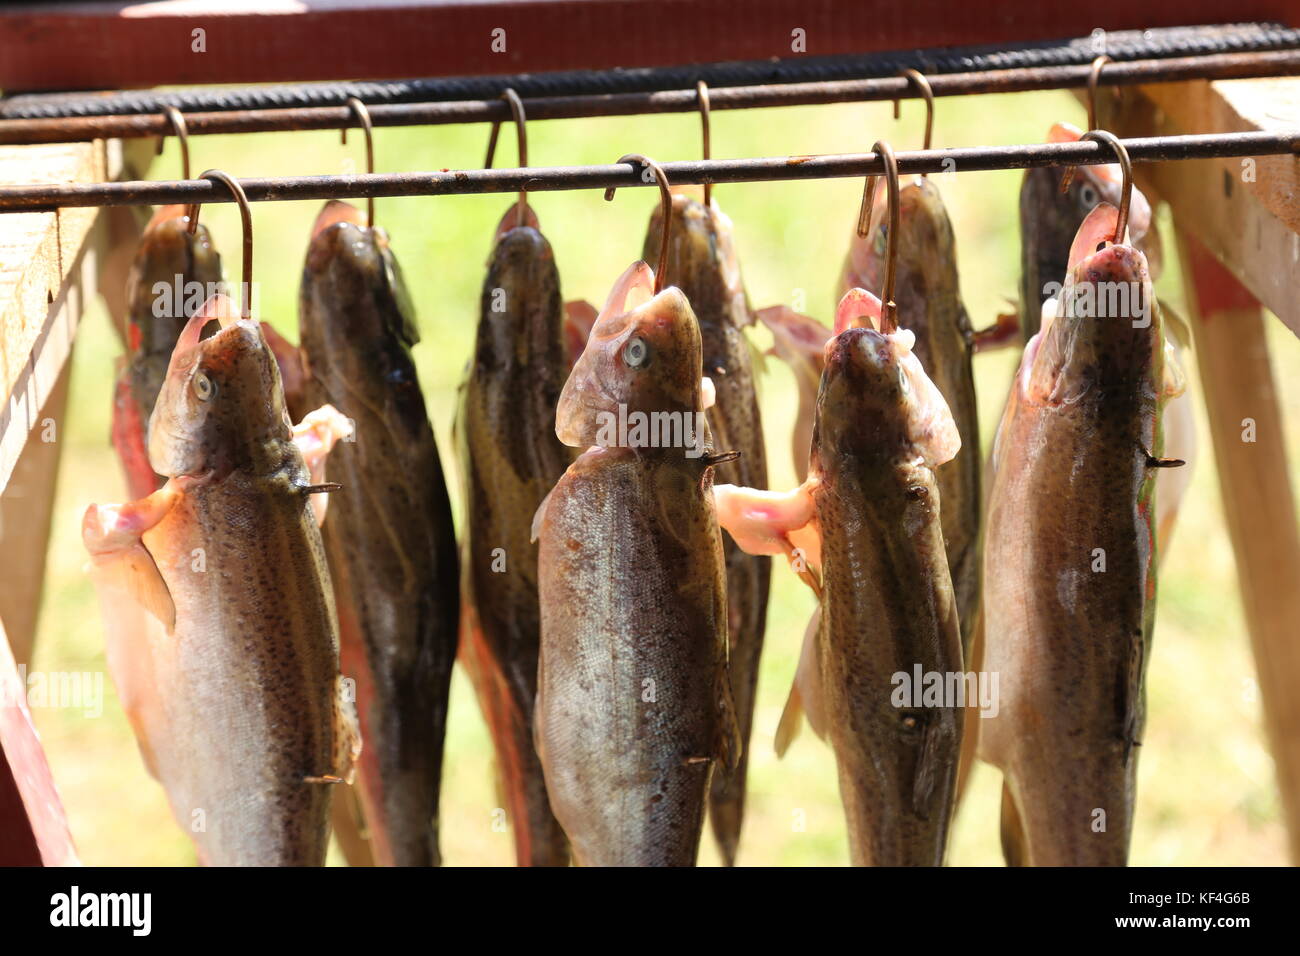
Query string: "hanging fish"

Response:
xmin=714 ymin=288 xmax=964 ymax=866
xmin=113 ymin=205 xmax=224 ymax=499
xmin=842 ymin=175 xmax=981 ymax=662
xmin=642 ymin=192 xmax=769 ymax=865
xmin=979 ymin=204 xmax=1183 ymax=865
xmin=84 ymin=294 xmax=357 ymax=867
xmin=272 ymin=200 xmax=460 ymax=867
xmin=455 ymin=201 xmax=573 ymax=866
xmin=533 ymin=260 xmax=740 ymax=867
xmin=1017 ymin=122 xmax=1154 ymax=344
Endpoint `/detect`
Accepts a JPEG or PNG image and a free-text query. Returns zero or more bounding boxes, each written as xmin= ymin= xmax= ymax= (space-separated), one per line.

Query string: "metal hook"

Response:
xmin=484 ymin=89 xmax=529 ymax=223
xmin=697 ymin=80 xmax=713 ymax=207
xmin=1080 ymin=129 xmax=1131 ymax=245
xmin=1087 ymin=55 xmax=1113 ymax=132
xmin=605 ymin=154 xmax=673 ymax=294
xmin=340 ymin=96 xmax=375 ymax=228
xmin=185 ymin=170 xmax=254 ymax=321
xmin=893 ymin=68 xmax=935 ymax=156
xmin=156 ymin=106 xmax=191 ymax=181
xmin=857 ymin=141 xmax=901 ymax=333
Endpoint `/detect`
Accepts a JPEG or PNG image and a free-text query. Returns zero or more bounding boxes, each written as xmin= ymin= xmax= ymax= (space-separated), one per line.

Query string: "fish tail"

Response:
xmin=774 ymin=683 xmax=803 ymax=758
xmin=459 ymin=610 xmax=569 ymax=867
xmin=999 ymin=780 xmax=1028 ymax=867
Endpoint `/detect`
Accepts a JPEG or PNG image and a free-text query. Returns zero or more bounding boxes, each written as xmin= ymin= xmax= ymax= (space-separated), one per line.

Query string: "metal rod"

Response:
xmin=1 ymin=131 xmax=1294 ymax=214
xmin=2 ymin=49 xmax=1299 ymax=146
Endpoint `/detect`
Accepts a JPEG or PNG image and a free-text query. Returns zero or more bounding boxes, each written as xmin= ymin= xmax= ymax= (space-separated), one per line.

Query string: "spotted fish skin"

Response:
xmin=842 ymin=177 xmax=980 ymax=661
xmin=85 ymin=300 xmax=353 ymax=867
xmin=643 ymin=195 xmax=769 ymax=865
xmin=980 ymin=206 xmax=1169 ymax=866
xmin=457 ymin=203 xmax=573 ymax=867
xmin=114 ymin=206 xmax=224 ymax=499
xmin=534 ymin=264 xmax=737 ymax=867
xmin=297 ymin=202 xmax=459 ymax=867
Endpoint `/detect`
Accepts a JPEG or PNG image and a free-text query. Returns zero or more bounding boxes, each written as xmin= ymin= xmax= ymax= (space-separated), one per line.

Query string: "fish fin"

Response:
xmin=701 ymin=449 xmax=740 ymax=468
xmin=999 ymin=779 xmax=1028 ymax=867
xmin=330 ymin=784 xmax=376 ymax=866
xmin=715 ymin=668 xmax=743 ymax=773
xmin=332 ymin=673 xmax=362 ymax=785
xmin=1122 ymin=629 xmax=1146 ymax=767
xmin=971 ymin=310 xmax=1020 ymax=352
xmin=700 ymin=375 xmax=717 ymax=410
xmin=82 ymin=487 xmax=179 ymax=635
xmin=1160 ymin=328 xmax=1189 ymax=399
xmin=291 ymin=404 xmax=353 ymax=524
xmin=773 ymin=683 xmax=802 ymax=758
xmin=303 ymin=482 xmax=344 ymax=494
xmin=563 ymin=299 xmax=599 ymax=369
xmin=1159 ymin=298 xmax=1193 ymax=349
xmin=711 ymin=479 xmax=820 ymax=561
xmin=530 ymin=483 xmax=558 ymax=544
xmin=1143 ymin=445 xmax=1186 ymax=469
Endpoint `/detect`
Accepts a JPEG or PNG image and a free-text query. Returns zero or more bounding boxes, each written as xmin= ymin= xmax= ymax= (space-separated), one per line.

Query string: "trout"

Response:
xmin=715 ymin=288 xmax=964 ymax=866
xmin=83 ymin=294 xmax=357 ymax=867
xmin=642 ymin=193 xmax=769 ymax=865
xmin=113 ymin=205 xmax=224 ymax=499
xmin=979 ymin=204 xmax=1181 ymax=866
xmin=842 ymin=176 xmax=981 ymax=661
xmin=1018 ymin=123 xmax=1154 ymax=344
xmin=533 ymin=261 xmax=739 ymax=867
xmin=291 ymin=200 xmax=459 ymax=867
xmin=456 ymin=202 xmax=572 ymax=866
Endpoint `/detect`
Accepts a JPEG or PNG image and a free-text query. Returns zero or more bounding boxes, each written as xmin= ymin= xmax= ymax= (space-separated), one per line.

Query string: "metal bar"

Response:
xmin=3 ymin=50 xmax=1300 ymax=146
xmin=1 ymin=132 xmax=1294 ymax=214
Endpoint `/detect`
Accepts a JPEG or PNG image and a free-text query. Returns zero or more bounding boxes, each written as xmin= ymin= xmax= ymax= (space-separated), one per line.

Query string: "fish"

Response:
xmin=1017 ymin=123 xmax=1154 ymax=344
xmin=841 ymin=175 xmax=981 ymax=663
xmin=113 ymin=204 xmax=225 ymax=499
xmin=290 ymin=200 xmax=460 ymax=867
xmin=83 ymin=293 xmax=358 ymax=867
xmin=532 ymin=260 xmax=739 ymax=867
xmin=642 ymin=192 xmax=769 ymax=865
xmin=455 ymin=201 xmax=573 ymax=866
xmin=978 ymin=203 xmax=1181 ymax=866
xmin=714 ymin=287 xmax=964 ymax=865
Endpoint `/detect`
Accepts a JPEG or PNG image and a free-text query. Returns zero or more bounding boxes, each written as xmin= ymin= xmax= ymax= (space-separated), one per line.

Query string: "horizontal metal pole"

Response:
xmin=1 ymin=49 xmax=1299 ymax=146
xmin=1 ymin=132 xmax=1295 ymax=214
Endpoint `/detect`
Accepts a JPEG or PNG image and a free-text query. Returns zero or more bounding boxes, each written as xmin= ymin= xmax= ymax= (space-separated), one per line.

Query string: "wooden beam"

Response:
xmin=0 ymin=141 xmax=104 ymax=495
xmin=1091 ymin=77 xmax=1300 ymax=335
xmin=1176 ymin=229 xmax=1300 ymax=865
xmin=0 ymin=2 xmax=1297 ymax=91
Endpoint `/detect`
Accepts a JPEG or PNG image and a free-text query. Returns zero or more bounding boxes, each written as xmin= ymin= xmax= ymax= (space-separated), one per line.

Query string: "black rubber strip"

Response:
xmin=2 ymin=21 xmax=1297 ymax=119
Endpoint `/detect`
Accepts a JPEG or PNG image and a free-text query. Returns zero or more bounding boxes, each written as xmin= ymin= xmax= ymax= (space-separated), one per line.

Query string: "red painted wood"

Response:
xmin=1182 ymin=230 xmax=1261 ymax=318
xmin=0 ymin=2 xmax=1296 ymax=92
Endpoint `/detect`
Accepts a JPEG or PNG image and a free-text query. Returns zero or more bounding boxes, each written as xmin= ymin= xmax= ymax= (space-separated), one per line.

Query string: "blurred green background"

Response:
xmin=25 ymin=88 xmax=1295 ymax=865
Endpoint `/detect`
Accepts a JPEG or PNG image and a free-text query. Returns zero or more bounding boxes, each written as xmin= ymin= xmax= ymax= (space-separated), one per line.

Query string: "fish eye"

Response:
xmin=192 ymin=370 xmax=216 ymax=401
xmin=1077 ymin=182 xmax=1099 ymax=209
xmin=623 ymin=336 xmax=649 ymax=368
xmin=897 ymin=364 xmax=910 ymax=395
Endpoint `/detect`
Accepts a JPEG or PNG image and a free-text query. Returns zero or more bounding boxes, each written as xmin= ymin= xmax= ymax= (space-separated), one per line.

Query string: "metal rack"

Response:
xmin=1 ymin=15 xmax=1300 ymax=866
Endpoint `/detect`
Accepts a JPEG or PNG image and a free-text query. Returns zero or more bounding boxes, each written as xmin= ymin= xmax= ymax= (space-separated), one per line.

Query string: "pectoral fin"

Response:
xmin=332 ymin=673 xmax=362 ymax=785
xmin=292 ymin=404 xmax=354 ymax=525
xmin=775 ymin=606 xmax=825 ymax=757
xmin=82 ymin=485 xmax=179 ymax=635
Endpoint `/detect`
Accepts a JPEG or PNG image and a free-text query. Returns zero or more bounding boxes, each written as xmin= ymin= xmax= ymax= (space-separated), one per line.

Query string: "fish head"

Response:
xmin=556 ymin=261 xmax=703 ymax=447
xmin=300 ymin=201 xmax=420 ymax=373
xmin=815 ymin=290 xmax=961 ymax=470
xmin=148 ymin=293 xmax=291 ymax=478
xmin=493 ymin=200 xmax=541 ymax=243
xmin=643 ymin=193 xmax=745 ymax=318
xmin=1023 ymin=203 xmax=1162 ymax=406
xmin=125 ymin=205 xmax=224 ymax=405
xmin=1048 ymin=122 xmax=1152 ymax=243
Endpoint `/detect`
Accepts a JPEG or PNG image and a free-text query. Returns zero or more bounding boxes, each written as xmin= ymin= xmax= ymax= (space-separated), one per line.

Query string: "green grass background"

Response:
xmin=26 ymin=89 xmax=1295 ymax=865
